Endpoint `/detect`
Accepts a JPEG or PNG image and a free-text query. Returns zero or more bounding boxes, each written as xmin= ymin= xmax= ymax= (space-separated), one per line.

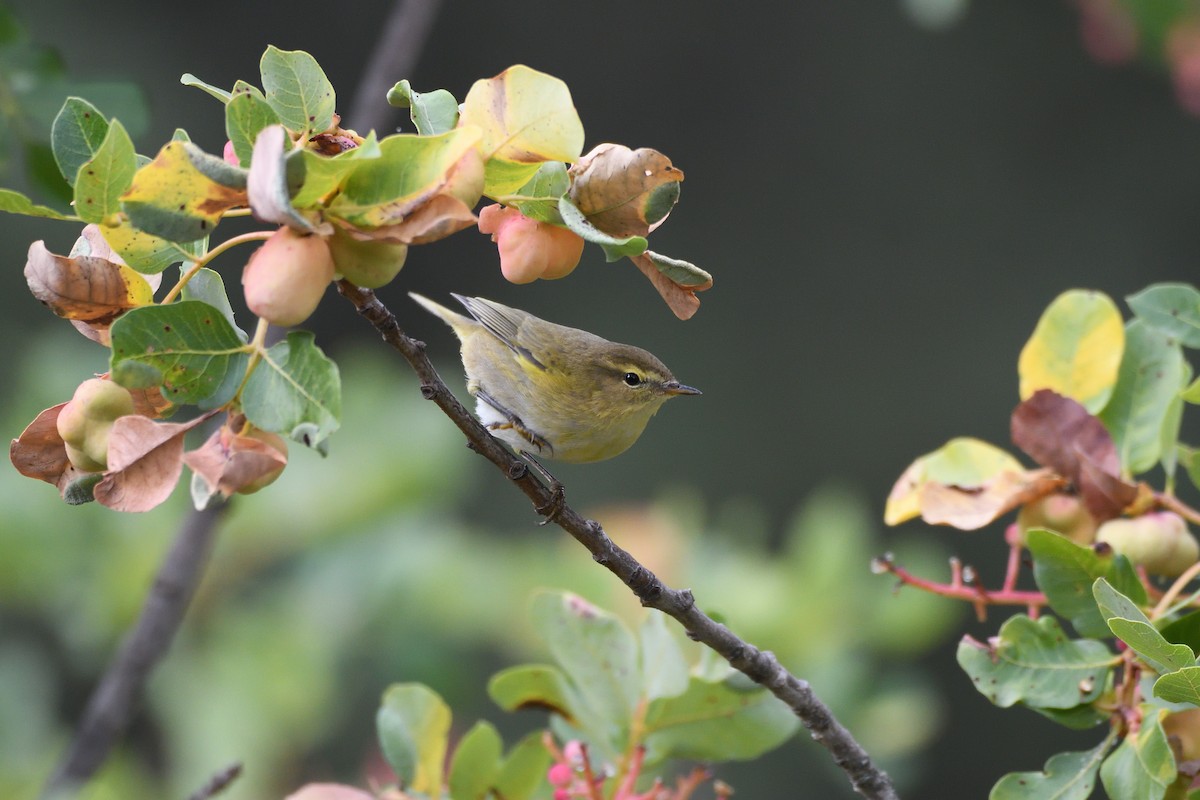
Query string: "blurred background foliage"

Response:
xmin=5 ymin=0 xmax=1200 ymax=797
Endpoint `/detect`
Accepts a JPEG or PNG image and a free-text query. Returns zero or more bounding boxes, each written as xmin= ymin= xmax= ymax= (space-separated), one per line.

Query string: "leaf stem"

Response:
xmin=160 ymin=230 xmax=274 ymax=305
xmin=1151 ymin=559 xmax=1200 ymax=619
xmin=1155 ymin=490 xmax=1200 ymax=527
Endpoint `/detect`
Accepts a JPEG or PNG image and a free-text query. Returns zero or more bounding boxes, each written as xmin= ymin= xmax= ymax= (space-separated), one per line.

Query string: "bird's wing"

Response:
xmin=453 ymin=294 xmax=546 ymax=371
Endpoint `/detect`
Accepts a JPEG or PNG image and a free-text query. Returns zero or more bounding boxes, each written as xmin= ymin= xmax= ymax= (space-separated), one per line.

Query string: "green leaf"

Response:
xmin=644 ymin=250 xmax=713 ymax=288
xmin=1154 ymin=666 xmax=1200 ymax=705
xmin=639 ymin=610 xmax=689 ymax=702
xmin=180 ymin=267 xmax=245 ymax=341
xmin=497 ymin=161 xmax=571 ymax=223
xmin=531 ymin=591 xmax=639 ymax=750
xmin=376 ymin=683 xmax=451 ymax=798
xmin=1161 ymin=610 xmax=1200 ymax=654
xmin=179 ymin=72 xmax=232 ymax=103
xmin=74 ymin=118 xmax=135 ymax=224
xmin=957 ymin=615 xmax=1112 ymax=709
xmin=327 ymin=128 xmax=481 ymax=226
xmin=1093 ymin=578 xmax=1193 ymax=675
xmin=558 ymin=197 xmax=646 ymax=260
xmin=291 ymin=131 xmax=380 ymax=208
xmin=641 ymin=676 xmax=798 ymax=766
xmin=1098 ymin=319 xmax=1187 ymax=475
xmin=1162 ymin=362 xmax=1191 ymax=482
xmin=259 ymin=46 xmax=335 ymax=137
xmin=447 ymin=720 xmax=503 ymax=800
xmin=1128 ymin=283 xmax=1200 ymax=348
xmin=1018 ymin=289 xmax=1125 ymax=413
xmin=1030 ymin=702 xmax=1109 ymax=730
xmin=0 ymin=187 xmax=76 ymax=220
xmin=387 ymin=80 xmax=460 ymax=135
xmin=241 ymin=330 xmax=341 ymax=449
xmin=488 ymin=664 xmax=579 ymax=721
xmin=1028 ymin=528 xmax=1145 ymax=638
xmin=1100 ymin=708 xmax=1175 ymax=800
xmin=492 ymin=730 xmax=552 ymax=800
xmin=989 ymin=735 xmax=1114 ymax=800
xmin=225 ymin=89 xmax=281 ymax=167
xmin=109 ymin=301 xmax=249 ymax=404
xmin=51 ymin=97 xmax=109 ymax=186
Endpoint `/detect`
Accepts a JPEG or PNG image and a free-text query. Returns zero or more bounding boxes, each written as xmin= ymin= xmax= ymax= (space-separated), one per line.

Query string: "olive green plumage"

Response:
xmin=410 ymin=293 xmax=700 ymax=463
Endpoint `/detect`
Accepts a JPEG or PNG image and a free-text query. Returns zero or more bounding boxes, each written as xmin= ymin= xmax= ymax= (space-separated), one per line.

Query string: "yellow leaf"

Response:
xmin=1018 ymin=289 xmax=1124 ymax=413
xmin=459 ymin=65 xmax=585 ymax=196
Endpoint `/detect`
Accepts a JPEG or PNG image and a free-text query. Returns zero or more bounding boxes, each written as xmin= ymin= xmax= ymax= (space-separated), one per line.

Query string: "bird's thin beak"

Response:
xmin=663 ymin=380 xmax=702 ymax=396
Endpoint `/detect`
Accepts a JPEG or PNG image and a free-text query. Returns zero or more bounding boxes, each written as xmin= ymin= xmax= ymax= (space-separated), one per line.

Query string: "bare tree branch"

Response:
xmin=345 ymin=0 xmax=444 ymax=135
xmin=40 ymin=502 xmax=228 ymax=800
xmin=336 ymin=281 xmax=899 ymax=800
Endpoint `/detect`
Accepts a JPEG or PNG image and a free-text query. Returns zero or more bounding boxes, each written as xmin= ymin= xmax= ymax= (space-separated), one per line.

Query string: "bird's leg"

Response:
xmin=519 ymin=451 xmax=566 ymax=526
xmin=475 ymin=389 xmax=554 ymax=456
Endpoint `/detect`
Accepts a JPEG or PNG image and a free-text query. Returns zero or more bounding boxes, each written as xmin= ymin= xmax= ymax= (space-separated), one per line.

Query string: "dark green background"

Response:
xmin=3 ymin=0 xmax=1197 ymax=796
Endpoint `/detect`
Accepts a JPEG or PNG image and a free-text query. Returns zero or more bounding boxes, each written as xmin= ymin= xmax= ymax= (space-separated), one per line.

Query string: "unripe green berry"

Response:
xmin=1016 ymin=493 xmax=1098 ymax=545
xmin=327 ymin=226 xmax=408 ymax=289
xmin=1096 ymin=512 xmax=1200 ymax=577
xmin=56 ymin=378 xmax=136 ymax=472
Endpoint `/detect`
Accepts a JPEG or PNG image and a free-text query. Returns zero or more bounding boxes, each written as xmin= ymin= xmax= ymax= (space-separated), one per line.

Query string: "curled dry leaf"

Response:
xmin=183 ymin=426 xmax=288 ymax=499
xmin=357 ymin=193 xmax=480 ymax=246
xmin=919 ymin=468 xmax=1065 ymax=530
xmin=25 ymin=240 xmax=155 ymax=326
xmin=1010 ymin=389 xmax=1137 ymax=520
xmin=93 ymin=414 xmax=212 ymax=512
xmin=9 ymin=403 xmax=89 ymax=493
xmin=629 ymin=252 xmax=712 ymax=320
xmin=568 ymin=143 xmax=684 ymax=237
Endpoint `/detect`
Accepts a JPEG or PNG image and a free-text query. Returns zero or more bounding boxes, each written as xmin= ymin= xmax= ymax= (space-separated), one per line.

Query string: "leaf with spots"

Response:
xmin=957 ymin=615 xmax=1113 ymax=710
xmin=225 ymin=88 xmax=281 ymax=167
xmin=50 ymin=96 xmax=109 ymax=187
xmin=73 ymin=118 xmax=136 ymax=224
xmin=121 ymin=141 xmax=247 ymax=243
xmin=259 ymin=46 xmax=335 ymax=137
xmin=568 ymin=143 xmax=683 ymax=238
xmin=990 ymin=734 xmax=1115 ymax=800
xmin=108 ymin=301 xmax=249 ymax=405
xmin=1128 ymin=282 xmax=1200 ymax=348
xmin=240 ymin=331 xmax=340 ymax=451
xmin=1028 ymin=529 xmax=1145 ymax=639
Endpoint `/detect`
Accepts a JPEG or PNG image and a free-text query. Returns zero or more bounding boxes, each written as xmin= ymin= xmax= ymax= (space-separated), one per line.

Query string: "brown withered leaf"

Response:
xmin=25 ymin=240 xmax=155 ymax=325
xmin=127 ymin=385 xmax=174 ymax=419
xmin=1011 ymin=389 xmax=1136 ymax=521
xmin=183 ymin=427 xmax=287 ymax=499
xmin=568 ymin=143 xmax=684 ymax=237
xmin=919 ymin=467 xmax=1064 ymax=530
xmin=11 ymin=403 xmax=74 ymax=484
xmin=629 ymin=252 xmax=712 ymax=320
xmin=1078 ymin=449 xmax=1139 ymax=521
xmin=93 ymin=414 xmax=211 ymax=512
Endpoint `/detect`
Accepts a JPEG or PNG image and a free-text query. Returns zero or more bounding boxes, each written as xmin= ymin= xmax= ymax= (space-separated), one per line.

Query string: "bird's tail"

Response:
xmin=409 ymin=292 xmax=476 ymax=337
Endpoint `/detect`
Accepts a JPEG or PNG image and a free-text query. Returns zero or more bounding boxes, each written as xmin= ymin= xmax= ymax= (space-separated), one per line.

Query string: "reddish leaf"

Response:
xmin=629 ymin=252 xmax=712 ymax=321
xmin=1011 ymin=389 xmax=1135 ymax=520
xmin=93 ymin=414 xmax=210 ymax=512
xmin=183 ymin=426 xmax=288 ymax=499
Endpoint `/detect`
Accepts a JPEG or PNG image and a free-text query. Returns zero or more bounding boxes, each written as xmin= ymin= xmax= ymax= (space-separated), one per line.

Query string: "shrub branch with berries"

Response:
xmin=4 ymin=47 xmax=712 ymax=514
xmin=881 ymin=285 xmax=1200 ymax=798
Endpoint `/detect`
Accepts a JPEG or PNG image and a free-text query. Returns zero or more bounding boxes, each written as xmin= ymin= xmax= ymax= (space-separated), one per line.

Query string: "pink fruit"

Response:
xmin=478 ymin=204 xmax=584 ymax=284
xmin=243 ymin=227 xmax=335 ymax=326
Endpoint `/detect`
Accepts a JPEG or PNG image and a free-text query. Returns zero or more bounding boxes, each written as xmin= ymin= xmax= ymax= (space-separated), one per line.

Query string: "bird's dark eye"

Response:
xmin=623 ymin=372 xmax=643 ymax=387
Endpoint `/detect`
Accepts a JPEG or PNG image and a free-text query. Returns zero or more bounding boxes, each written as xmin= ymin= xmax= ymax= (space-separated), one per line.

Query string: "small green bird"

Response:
xmin=410 ymin=293 xmax=700 ymax=463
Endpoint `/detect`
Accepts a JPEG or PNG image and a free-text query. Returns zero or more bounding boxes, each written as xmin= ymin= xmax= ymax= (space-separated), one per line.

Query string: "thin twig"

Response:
xmin=345 ymin=0 xmax=444 ymax=135
xmin=336 ymin=281 xmax=899 ymax=800
xmin=186 ymin=762 xmax=243 ymax=800
xmin=40 ymin=502 xmax=228 ymax=799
